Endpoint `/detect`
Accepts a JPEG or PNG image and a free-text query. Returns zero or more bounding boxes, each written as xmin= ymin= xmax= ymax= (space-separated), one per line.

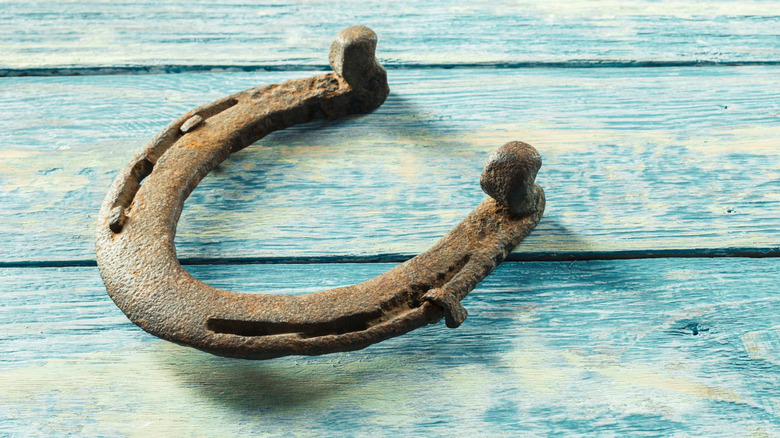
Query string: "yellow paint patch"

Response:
xmin=0 ymin=149 xmax=39 ymax=160
xmin=502 ymin=327 xmax=581 ymax=396
xmin=663 ymin=269 xmax=707 ymax=281
xmin=0 ymin=342 xmax=501 ymax=435
xmin=0 ymin=142 xmax=131 ymax=195
xmin=442 ymin=122 xmax=780 ymax=158
xmin=448 ymin=125 xmax=625 ymax=153
xmin=682 ymin=125 xmax=780 ymax=155
xmin=561 ymin=351 xmax=742 ymax=403
xmin=505 ymin=349 xmax=579 ymax=395
xmin=742 ymin=329 xmax=780 ymax=366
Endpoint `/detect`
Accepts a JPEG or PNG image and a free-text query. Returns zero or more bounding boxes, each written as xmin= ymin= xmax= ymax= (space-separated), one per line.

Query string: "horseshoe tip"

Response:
xmin=329 ymin=26 xmax=383 ymax=88
xmin=334 ymin=25 xmax=378 ymax=42
xmin=480 ymin=141 xmax=543 ymax=215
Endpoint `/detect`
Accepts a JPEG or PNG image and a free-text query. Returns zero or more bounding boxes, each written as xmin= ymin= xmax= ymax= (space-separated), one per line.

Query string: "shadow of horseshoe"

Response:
xmin=96 ymin=26 xmax=545 ymax=360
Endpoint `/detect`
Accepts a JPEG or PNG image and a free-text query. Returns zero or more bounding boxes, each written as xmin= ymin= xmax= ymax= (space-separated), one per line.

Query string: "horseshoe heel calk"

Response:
xmin=96 ymin=26 xmax=546 ymax=360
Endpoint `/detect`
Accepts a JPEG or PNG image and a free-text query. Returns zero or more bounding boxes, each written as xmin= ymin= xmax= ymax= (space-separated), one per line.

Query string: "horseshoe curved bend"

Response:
xmin=96 ymin=26 xmax=546 ymax=360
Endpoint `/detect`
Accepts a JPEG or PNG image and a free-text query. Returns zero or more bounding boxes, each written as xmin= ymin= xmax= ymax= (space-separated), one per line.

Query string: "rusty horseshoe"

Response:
xmin=96 ymin=26 xmax=545 ymax=360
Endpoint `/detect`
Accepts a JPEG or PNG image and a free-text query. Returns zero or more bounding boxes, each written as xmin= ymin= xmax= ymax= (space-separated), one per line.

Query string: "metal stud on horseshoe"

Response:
xmin=95 ymin=26 xmax=546 ymax=360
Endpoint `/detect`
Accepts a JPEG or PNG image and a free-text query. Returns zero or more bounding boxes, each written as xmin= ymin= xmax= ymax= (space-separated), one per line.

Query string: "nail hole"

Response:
xmin=109 ymin=157 xmax=154 ymax=233
xmin=132 ymin=158 xmax=155 ymax=184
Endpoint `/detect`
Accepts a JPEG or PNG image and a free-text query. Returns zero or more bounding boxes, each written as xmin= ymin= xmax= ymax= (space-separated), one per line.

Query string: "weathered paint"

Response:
xmin=2 ymin=0 xmax=780 ymax=70
xmin=1 ymin=259 xmax=778 ymax=435
xmin=1 ymin=68 xmax=778 ymax=262
xmin=2 ymin=2 xmax=779 ymax=435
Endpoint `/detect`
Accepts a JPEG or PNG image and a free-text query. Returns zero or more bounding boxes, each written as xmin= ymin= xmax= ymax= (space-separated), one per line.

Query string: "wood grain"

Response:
xmin=1 ymin=258 xmax=778 ymax=435
xmin=1 ymin=67 xmax=778 ymax=263
xmin=2 ymin=0 xmax=780 ymax=72
xmin=3 ymin=2 xmax=778 ymax=436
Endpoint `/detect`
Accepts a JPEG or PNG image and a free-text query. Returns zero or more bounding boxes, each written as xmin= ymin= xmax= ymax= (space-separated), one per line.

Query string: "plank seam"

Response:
xmin=3 ymin=61 xmax=780 ymax=77
xmin=2 ymin=247 xmax=777 ymax=268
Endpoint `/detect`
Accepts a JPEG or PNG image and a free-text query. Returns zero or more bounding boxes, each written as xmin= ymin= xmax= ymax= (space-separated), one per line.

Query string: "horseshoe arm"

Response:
xmin=96 ymin=26 xmax=545 ymax=359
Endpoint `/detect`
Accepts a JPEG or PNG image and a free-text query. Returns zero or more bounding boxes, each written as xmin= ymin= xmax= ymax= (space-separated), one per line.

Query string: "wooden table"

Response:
xmin=2 ymin=2 xmax=778 ymax=435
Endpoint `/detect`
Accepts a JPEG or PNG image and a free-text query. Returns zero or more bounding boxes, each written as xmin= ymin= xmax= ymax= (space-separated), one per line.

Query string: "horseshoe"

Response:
xmin=95 ymin=26 xmax=545 ymax=360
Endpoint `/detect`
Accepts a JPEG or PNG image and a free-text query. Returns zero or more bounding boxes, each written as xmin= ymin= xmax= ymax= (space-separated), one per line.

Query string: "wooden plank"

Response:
xmin=2 ymin=0 xmax=780 ymax=71
xmin=1 ymin=258 xmax=778 ymax=435
xmin=2 ymin=67 xmax=778 ymax=262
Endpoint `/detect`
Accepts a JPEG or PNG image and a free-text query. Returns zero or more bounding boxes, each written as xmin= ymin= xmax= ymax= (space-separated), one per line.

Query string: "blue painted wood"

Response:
xmin=1 ymin=259 xmax=778 ymax=435
xmin=1 ymin=68 xmax=778 ymax=263
xmin=2 ymin=0 xmax=780 ymax=72
xmin=2 ymin=3 xmax=779 ymax=435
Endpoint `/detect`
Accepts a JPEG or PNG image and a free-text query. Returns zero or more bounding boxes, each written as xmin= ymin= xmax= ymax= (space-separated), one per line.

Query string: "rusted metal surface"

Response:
xmin=95 ymin=26 xmax=545 ymax=360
